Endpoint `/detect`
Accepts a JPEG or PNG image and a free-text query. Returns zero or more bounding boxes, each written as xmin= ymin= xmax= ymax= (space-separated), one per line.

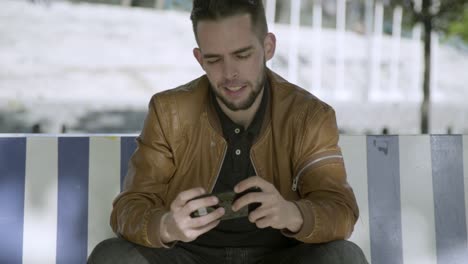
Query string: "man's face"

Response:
xmin=194 ymin=14 xmax=275 ymax=111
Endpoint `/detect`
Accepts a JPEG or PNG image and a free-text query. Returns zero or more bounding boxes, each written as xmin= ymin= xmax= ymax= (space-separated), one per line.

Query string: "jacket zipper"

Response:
xmin=209 ymin=142 xmax=228 ymax=193
xmin=291 ymin=154 xmax=343 ymax=192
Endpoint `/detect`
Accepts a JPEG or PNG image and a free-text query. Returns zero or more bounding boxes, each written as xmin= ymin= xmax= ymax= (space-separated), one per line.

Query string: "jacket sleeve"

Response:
xmin=110 ymin=95 xmax=175 ymax=248
xmin=281 ymin=105 xmax=359 ymax=243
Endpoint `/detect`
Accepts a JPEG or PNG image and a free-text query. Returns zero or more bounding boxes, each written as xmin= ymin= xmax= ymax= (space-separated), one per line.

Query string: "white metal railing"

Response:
xmin=264 ymin=0 xmax=435 ymax=103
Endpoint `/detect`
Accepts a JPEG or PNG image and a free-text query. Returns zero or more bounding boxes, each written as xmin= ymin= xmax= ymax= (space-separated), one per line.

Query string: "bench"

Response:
xmin=1 ymin=135 xmax=467 ymax=263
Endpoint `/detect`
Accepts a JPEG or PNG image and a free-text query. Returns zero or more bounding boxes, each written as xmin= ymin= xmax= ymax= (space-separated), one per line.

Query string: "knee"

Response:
xmin=87 ymin=237 xmax=147 ymax=264
xmin=330 ymin=240 xmax=367 ymax=261
xmin=298 ymin=240 xmax=368 ymax=264
xmin=88 ymin=238 xmax=121 ymax=264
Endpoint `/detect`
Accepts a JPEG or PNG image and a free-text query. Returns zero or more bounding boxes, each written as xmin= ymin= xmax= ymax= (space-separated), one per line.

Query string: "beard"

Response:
xmin=211 ymin=64 xmax=266 ymax=112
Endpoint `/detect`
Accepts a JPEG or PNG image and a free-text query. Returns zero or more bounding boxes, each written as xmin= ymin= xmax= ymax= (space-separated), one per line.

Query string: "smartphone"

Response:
xmin=189 ymin=187 xmax=261 ymax=220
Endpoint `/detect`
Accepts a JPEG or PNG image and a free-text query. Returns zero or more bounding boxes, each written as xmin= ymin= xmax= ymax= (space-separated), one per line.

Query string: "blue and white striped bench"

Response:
xmin=1 ymin=135 xmax=467 ymax=263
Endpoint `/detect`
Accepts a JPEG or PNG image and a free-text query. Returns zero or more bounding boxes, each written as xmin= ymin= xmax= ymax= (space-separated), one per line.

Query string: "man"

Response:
xmin=89 ymin=0 xmax=368 ymax=263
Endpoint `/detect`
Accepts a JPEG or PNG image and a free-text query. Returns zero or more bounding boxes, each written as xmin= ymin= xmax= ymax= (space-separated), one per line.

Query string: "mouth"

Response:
xmin=224 ymin=85 xmax=247 ymax=95
xmin=226 ymin=86 xmax=243 ymax=92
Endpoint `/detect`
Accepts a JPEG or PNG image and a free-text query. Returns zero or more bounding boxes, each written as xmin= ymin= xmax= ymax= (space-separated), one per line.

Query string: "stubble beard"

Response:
xmin=211 ymin=65 xmax=266 ymax=112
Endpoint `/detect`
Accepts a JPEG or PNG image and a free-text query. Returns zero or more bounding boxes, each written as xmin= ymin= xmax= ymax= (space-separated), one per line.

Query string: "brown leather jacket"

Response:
xmin=110 ymin=69 xmax=359 ymax=248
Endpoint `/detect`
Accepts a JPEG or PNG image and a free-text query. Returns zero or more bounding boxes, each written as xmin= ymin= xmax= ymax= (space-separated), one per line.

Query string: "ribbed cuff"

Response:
xmin=281 ymin=200 xmax=315 ymax=239
xmin=147 ymin=210 xmax=177 ymax=248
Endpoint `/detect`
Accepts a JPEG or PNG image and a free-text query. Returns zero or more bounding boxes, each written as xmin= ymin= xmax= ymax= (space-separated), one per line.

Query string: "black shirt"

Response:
xmin=192 ymin=81 xmax=296 ymax=248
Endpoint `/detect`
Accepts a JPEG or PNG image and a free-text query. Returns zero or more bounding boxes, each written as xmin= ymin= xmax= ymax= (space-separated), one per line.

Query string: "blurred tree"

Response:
xmin=390 ymin=0 xmax=467 ymax=133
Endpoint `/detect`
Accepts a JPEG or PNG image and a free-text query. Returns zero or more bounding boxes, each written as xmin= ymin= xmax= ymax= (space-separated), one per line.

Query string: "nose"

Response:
xmin=222 ymin=59 xmax=238 ymax=80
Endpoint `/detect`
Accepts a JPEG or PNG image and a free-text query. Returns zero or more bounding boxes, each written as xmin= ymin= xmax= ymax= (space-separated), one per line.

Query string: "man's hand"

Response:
xmin=160 ymin=188 xmax=225 ymax=243
xmin=232 ymin=176 xmax=303 ymax=233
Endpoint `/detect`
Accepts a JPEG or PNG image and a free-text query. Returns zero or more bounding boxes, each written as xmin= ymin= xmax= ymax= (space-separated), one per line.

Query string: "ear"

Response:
xmin=193 ymin=48 xmax=204 ymax=69
xmin=263 ymin=33 xmax=276 ymax=61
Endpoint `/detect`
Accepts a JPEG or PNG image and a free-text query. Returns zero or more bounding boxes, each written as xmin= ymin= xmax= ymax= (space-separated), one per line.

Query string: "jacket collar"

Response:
xmin=205 ymin=69 xmax=273 ymax=143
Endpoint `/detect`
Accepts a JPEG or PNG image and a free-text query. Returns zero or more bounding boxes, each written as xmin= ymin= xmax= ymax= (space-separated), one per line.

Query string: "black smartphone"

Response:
xmin=189 ymin=187 xmax=262 ymax=220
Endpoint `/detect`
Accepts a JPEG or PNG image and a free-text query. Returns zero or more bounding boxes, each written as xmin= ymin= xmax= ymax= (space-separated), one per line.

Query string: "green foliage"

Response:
xmin=448 ymin=8 xmax=468 ymax=43
xmin=389 ymin=0 xmax=467 ymax=32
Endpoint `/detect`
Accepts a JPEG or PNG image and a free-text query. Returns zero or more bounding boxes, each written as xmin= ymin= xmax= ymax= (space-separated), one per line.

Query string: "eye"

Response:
xmin=237 ymin=53 xmax=251 ymax=59
xmin=206 ymin=59 xmax=220 ymax=64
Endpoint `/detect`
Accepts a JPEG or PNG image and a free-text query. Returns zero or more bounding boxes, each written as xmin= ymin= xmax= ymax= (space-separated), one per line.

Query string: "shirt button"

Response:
xmin=234 ymin=128 xmax=241 ymax=134
xmin=235 ymin=149 xmax=241 ymax=155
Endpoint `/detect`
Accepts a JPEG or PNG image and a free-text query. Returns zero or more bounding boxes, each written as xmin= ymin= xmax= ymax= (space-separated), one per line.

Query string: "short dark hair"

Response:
xmin=190 ymin=0 xmax=268 ymax=43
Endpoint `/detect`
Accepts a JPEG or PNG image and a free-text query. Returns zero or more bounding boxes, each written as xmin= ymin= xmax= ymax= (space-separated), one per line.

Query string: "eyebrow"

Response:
xmin=203 ymin=45 xmax=254 ymax=59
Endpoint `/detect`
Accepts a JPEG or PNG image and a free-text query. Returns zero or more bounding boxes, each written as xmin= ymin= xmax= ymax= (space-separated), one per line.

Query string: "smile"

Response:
xmin=226 ymin=86 xmax=244 ymax=92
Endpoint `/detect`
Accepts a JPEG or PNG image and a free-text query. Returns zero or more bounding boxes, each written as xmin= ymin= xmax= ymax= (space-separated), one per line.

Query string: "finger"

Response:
xmin=182 ymin=195 xmax=219 ymax=217
xmin=193 ymin=219 xmax=221 ymax=238
xmin=232 ymin=192 xmax=266 ymax=212
xmin=190 ymin=207 xmax=225 ymax=228
xmin=254 ymin=216 xmax=271 ymax=229
xmin=172 ymin=187 xmax=206 ymax=210
xmin=248 ymin=206 xmax=269 ymax=223
xmin=234 ymin=176 xmax=272 ymax=193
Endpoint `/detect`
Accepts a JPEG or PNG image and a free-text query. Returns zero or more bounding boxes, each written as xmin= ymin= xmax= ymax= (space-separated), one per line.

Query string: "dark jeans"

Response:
xmin=88 ymin=237 xmax=368 ymax=264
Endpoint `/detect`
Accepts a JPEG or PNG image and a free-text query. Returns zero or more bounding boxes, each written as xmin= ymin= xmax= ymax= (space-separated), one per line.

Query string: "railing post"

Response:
xmin=411 ymin=0 xmax=423 ymax=102
xmin=288 ymin=0 xmax=301 ymax=84
xmin=312 ymin=0 xmax=322 ymax=97
xmin=369 ymin=1 xmax=383 ymax=101
xmin=265 ymin=0 xmax=276 ymax=69
xmin=389 ymin=6 xmax=403 ymax=100
xmin=364 ymin=0 xmax=374 ymax=101
xmin=265 ymin=0 xmax=276 ymax=32
xmin=335 ymin=0 xmax=348 ymax=100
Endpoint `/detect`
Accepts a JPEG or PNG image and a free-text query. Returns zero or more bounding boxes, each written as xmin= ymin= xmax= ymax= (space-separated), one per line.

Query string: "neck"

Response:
xmin=217 ymin=88 xmax=264 ymax=130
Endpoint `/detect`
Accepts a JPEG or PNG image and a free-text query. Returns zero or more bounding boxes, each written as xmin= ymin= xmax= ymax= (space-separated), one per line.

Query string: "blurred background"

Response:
xmin=0 ymin=0 xmax=467 ymax=134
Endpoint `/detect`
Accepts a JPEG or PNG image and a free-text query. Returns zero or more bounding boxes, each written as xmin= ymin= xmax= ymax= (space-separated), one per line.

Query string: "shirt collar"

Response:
xmin=211 ymin=80 xmax=269 ymax=140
